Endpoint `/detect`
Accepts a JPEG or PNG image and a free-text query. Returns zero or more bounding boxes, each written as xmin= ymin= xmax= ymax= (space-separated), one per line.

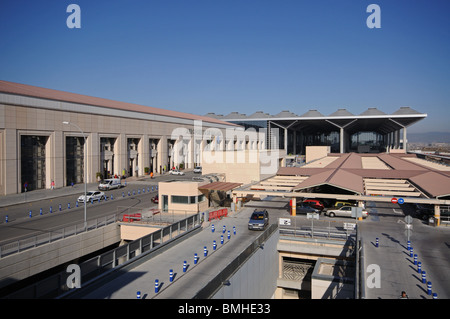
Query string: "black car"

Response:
xmin=296 ymin=203 xmax=321 ymax=214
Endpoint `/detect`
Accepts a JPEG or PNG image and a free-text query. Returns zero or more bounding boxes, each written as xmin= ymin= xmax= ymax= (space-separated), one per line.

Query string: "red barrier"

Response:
xmin=123 ymin=213 xmax=142 ymax=222
xmin=208 ymin=208 xmax=228 ymax=221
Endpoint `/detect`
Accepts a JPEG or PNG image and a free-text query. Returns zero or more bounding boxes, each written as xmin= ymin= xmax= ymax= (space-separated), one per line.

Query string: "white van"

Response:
xmin=98 ymin=178 xmax=123 ymax=191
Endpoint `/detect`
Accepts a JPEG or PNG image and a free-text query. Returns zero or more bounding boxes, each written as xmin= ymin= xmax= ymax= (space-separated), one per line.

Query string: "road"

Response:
xmin=0 ymin=172 xmax=198 ymax=245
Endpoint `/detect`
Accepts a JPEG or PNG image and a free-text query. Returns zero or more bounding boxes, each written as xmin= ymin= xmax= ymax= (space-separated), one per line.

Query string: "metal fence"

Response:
xmin=278 ymin=217 xmax=357 ymax=240
xmin=0 ymin=214 xmax=118 ymax=258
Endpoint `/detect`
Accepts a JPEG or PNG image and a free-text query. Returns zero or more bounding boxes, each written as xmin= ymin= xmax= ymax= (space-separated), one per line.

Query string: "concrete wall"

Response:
xmin=158 ymin=180 xmax=209 ymax=213
xmin=0 ymin=223 xmax=120 ymax=289
xmin=211 ymin=229 xmax=279 ymax=299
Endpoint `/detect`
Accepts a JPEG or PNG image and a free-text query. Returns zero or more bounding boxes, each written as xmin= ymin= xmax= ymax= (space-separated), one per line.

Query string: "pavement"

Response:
xmin=359 ymin=202 xmax=450 ymax=299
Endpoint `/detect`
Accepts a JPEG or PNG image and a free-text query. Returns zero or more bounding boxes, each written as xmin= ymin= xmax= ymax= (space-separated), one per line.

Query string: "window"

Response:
xmin=171 ymin=195 xmax=189 ymax=204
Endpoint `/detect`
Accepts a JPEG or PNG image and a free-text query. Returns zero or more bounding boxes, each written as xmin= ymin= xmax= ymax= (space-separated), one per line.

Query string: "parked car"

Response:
xmin=169 ymin=169 xmax=185 ymax=175
xmin=325 ymin=206 xmax=368 ymax=218
xmin=296 ymin=203 xmax=321 ymax=214
xmin=152 ymin=194 xmax=159 ymax=204
xmin=248 ymin=209 xmax=269 ymax=230
xmin=77 ymin=191 xmax=106 ymax=203
xmin=98 ymin=178 xmax=123 ymax=191
xmin=333 ymin=201 xmax=356 ymax=208
xmin=303 ymin=199 xmax=324 ymax=210
xmin=193 ymin=166 xmax=202 ymax=174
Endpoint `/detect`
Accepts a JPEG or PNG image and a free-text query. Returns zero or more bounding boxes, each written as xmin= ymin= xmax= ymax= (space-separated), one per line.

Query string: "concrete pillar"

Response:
xmin=291 ymin=197 xmax=296 ymax=216
xmin=434 ymin=204 xmax=441 ymax=226
xmin=340 ymin=127 xmax=344 ymax=153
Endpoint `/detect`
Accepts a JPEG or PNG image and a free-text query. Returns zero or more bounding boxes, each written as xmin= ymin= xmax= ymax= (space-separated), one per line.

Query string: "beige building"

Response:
xmin=158 ymin=180 xmax=209 ymax=214
xmin=0 ymin=81 xmax=240 ymax=195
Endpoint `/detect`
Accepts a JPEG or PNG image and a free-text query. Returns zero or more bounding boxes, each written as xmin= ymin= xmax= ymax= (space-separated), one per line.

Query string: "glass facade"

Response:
xmin=21 ymin=135 xmax=48 ymax=192
xmin=66 ymin=136 xmax=85 ymax=186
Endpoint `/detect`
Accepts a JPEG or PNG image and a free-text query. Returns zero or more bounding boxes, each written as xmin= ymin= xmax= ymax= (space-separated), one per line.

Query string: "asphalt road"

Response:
xmin=0 ymin=172 xmax=197 ymax=245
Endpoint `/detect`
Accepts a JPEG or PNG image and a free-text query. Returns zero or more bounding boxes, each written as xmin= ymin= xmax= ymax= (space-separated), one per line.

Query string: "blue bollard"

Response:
xmin=223 ymin=225 xmax=226 ymax=233
xmin=59 ymin=204 xmax=62 ymax=211
xmin=155 ymin=279 xmax=159 ymax=293
xmin=414 ymin=254 xmax=417 ymax=265
xmin=91 ymin=198 xmax=94 ymax=204
xmin=76 ymin=201 xmax=79 ymax=207
xmin=427 ymin=281 xmax=432 ymax=295
xmin=68 ymin=203 xmax=71 ymax=209
xmin=204 ymin=246 xmax=207 ymax=257
xmin=407 ymin=240 xmax=411 ymax=251
xmin=133 ymin=190 xmax=135 ymax=195
xmin=122 ymin=192 xmax=125 ymax=197
xmin=50 ymin=206 xmax=53 ymax=213
xmin=152 ymin=186 xmax=154 ymax=192
xmin=29 ymin=210 xmax=32 ymax=218
xmin=233 ymin=226 xmax=236 ymax=235
xmin=169 ymin=269 xmax=174 ymax=282
xmin=183 ymin=260 xmax=187 ymax=272
xmin=137 ymin=291 xmax=141 ymax=299
xmin=375 ymin=238 xmax=379 ymax=247
xmin=410 ymin=247 xmax=413 ymax=258
xmin=221 ymin=235 xmax=224 ymax=244
xmin=422 ymin=270 xmax=426 ymax=284
xmin=227 ymin=230 xmax=231 ymax=240
xmin=40 ymin=208 xmax=43 ymax=215
xmin=211 ymin=224 xmax=215 ymax=233
xmin=194 ymin=253 xmax=198 ymax=264
xmin=111 ymin=194 xmax=113 ymax=200
xmin=5 ymin=215 xmax=8 ymax=223
xmin=418 ymin=261 xmax=422 ymax=273
xmin=433 ymin=293 xmax=437 ymax=299
xmin=138 ymin=189 xmax=140 ymax=194
xmin=147 ymin=187 xmax=150 ymax=192
xmin=213 ymin=240 xmax=217 ymax=251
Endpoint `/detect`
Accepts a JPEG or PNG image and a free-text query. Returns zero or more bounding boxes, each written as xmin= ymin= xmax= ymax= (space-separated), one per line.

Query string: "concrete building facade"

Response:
xmin=0 ymin=81 xmax=238 ymax=195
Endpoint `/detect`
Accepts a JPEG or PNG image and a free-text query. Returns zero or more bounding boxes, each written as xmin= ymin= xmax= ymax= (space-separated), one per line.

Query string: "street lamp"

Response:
xmin=63 ymin=121 xmax=87 ymax=229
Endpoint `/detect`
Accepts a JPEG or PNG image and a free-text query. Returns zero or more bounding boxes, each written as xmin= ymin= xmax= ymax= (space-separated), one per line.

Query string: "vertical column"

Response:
xmin=340 ymin=127 xmax=344 ymax=154
xmin=140 ymin=134 xmax=149 ymax=175
xmin=402 ymin=127 xmax=407 ymax=151
xmin=158 ymin=137 xmax=167 ymax=173
xmin=434 ymin=204 xmax=441 ymax=226
xmin=3 ymin=129 xmax=19 ymax=194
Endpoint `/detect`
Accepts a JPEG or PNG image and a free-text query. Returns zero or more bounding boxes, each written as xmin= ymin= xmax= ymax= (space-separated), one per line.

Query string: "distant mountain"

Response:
xmin=408 ymin=132 xmax=450 ymax=144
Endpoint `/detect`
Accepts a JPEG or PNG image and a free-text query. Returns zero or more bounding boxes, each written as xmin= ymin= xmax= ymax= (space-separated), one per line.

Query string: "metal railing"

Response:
xmin=4 ymin=213 xmax=201 ymax=299
xmin=0 ymin=214 xmax=118 ymax=258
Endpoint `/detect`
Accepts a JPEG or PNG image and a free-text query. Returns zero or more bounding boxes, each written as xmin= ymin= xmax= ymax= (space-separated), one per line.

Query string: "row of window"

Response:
xmin=171 ymin=194 xmax=205 ymax=204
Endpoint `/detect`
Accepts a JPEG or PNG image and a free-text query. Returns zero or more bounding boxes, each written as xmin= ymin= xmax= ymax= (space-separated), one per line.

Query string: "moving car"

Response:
xmin=325 ymin=206 xmax=368 ymax=218
xmin=77 ymin=191 xmax=106 ymax=203
xmin=98 ymin=178 xmax=123 ymax=191
xmin=248 ymin=209 xmax=269 ymax=230
xmin=151 ymin=194 xmax=159 ymax=204
xmin=169 ymin=169 xmax=185 ymax=175
xmin=193 ymin=166 xmax=202 ymax=174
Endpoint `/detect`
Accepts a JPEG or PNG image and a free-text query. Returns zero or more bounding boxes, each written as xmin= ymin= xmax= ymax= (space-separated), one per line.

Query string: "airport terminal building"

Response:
xmin=0 ymin=81 xmax=239 ymax=195
xmin=206 ymin=107 xmax=427 ymax=154
xmin=0 ymin=80 xmax=428 ymax=196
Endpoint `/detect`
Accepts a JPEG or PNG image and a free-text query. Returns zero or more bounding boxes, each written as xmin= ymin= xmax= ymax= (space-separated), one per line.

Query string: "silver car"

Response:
xmin=248 ymin=209 xmax=269 ymax=230
xmin=77 ymin=191 xmax=106 ymax=203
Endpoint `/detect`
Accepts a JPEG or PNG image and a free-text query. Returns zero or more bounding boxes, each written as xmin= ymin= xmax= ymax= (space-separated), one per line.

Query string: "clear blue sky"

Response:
xmin=1 ymin=0 xmax=449 ymax=133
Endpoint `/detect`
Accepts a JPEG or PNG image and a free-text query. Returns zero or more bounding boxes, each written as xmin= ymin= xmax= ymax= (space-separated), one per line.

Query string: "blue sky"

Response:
xmin=1 ymin=0 xmax=449 ymax=133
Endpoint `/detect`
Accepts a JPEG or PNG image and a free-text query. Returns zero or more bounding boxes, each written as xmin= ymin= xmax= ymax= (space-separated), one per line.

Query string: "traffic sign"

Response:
xmin=398 ymin=198 xmax=404 ymax=204
xmin=391 ymin=197 xmax=398 ymax=204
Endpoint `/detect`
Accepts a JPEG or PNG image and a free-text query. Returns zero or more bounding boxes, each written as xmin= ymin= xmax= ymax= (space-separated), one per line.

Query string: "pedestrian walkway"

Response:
xmin=360 ymin=214 xmax=447 ymax=299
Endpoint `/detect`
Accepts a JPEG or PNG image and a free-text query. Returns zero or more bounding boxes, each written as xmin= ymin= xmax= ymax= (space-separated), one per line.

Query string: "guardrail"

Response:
xmin=0 ymin=214 xmax=118 ymax=258
xmin=4 ymin=213 xmax=201 ymax=299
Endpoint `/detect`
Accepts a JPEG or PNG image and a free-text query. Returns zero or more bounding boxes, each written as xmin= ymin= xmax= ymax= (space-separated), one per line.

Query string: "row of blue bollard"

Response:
xmin=20 ymin=186 xmax=159 ymax=221
xmin=139 ymin=224 xmax=237 ymax=298
xmin=407 ymin=241 xmax=437 ymax=299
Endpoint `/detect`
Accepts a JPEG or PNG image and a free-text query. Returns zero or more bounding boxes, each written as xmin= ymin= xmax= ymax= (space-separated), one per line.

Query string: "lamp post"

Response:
xmin=63 ymin=121 xmax=87 ymax=229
